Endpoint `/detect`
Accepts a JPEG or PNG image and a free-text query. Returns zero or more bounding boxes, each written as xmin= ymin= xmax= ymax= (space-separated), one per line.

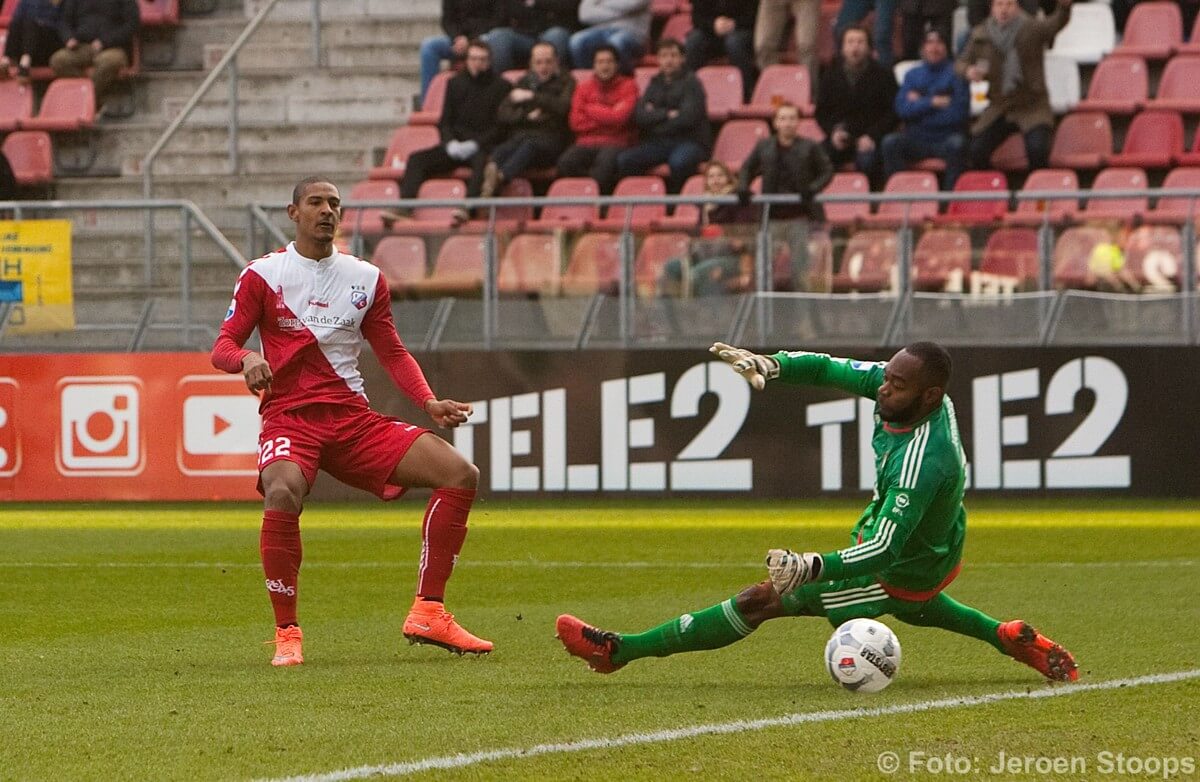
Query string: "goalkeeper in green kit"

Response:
xmin=557 ymin=341 xmax=1078 ymax=682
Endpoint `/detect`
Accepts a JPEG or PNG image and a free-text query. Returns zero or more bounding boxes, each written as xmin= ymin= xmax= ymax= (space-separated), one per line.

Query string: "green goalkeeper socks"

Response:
xmin=611 ymin=598 xmax=755 ymax=665
xmin=893 ymin=592 xmax=1005 ymax=653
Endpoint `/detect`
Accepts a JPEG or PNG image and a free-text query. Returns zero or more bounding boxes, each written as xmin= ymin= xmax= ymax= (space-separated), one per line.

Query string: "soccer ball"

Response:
xmin=824 ymin=618 xmax=901 ymax=693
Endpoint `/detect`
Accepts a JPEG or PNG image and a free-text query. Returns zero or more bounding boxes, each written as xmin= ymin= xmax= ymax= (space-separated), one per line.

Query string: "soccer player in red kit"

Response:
xmin=211 ymin=176 xmax=492 ymax=665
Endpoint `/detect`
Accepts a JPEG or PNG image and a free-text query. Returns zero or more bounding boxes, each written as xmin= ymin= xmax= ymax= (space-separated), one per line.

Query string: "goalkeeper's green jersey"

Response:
xmin=773 ymin=350 xmax=968 ymax=597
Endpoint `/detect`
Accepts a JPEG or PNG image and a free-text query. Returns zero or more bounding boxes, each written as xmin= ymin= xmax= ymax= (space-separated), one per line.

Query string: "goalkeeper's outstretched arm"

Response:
xmin=711 ymin=343 xmax=884 ymax=399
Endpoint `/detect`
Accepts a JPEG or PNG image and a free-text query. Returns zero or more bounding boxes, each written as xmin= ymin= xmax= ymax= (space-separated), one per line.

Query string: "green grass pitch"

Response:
xmin=1 ymin=499 xmax=1198 ymax=781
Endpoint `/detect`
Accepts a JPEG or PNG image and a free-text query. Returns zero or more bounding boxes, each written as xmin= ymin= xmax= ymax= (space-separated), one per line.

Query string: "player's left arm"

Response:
xmin=361 ymin=273 xmax=473 ymax=428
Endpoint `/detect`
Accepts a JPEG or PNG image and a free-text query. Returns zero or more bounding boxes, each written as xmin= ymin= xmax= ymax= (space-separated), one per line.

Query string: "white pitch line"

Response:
xmin=261 ymin=669 xmax=1200 ymax=782
xmin=0 ymin=559 xmax=1194 ymax=570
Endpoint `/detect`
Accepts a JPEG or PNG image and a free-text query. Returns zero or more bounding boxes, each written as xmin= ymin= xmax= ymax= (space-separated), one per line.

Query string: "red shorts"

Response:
xmin=257 ymin=403 xmax=430 ymax=500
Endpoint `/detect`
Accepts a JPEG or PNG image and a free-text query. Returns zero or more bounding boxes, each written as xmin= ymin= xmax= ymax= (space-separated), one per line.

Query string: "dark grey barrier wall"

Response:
xmin=311 ymin=348 xmax=1197 ymax=499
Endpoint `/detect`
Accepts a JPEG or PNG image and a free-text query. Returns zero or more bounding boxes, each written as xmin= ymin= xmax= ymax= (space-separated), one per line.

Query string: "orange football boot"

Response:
xmin=403 ymin=599 xmax=493 ymax=655
xmin=555 ymin=614 xmax=624 ymax=673
xmin=268 ymin=625 xmax=304 ymax=667
xmin=998 ymin=620 xmax=1078 ymax=681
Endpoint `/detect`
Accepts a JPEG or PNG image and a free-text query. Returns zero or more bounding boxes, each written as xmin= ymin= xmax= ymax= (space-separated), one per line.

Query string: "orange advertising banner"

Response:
xmin=0 ymin=353 xmax=261 ymax=500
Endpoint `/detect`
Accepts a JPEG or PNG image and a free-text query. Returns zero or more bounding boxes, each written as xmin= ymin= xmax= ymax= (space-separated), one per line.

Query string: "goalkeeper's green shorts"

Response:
xmin=781 ymin=574 xmax=925 ymax=627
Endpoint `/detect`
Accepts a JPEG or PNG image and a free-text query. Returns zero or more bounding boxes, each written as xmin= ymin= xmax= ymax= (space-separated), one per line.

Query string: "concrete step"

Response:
xmin=245 ymin=0 xmax=440 ymax=20
xmin=95 ymin=119 xmax=399 ymax=161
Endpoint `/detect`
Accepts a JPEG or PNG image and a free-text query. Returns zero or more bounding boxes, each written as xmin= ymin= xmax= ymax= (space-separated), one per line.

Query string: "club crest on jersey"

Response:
xmin=224 ymin=300 xmax=236 ymax=321
xmin=350 ymin=290 xmax=367 ymax=310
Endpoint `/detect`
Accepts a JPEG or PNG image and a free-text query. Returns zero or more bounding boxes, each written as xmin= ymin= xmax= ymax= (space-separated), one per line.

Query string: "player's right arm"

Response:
xmin=710 ymin=343 xmax=883 ymax=399
xmin=211 ymin=266 xmax=272 ymax=395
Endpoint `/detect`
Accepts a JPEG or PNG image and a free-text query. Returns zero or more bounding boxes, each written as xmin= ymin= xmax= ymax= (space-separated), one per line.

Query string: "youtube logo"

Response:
xmin=176 ymin=375 xmax=261 ymax=476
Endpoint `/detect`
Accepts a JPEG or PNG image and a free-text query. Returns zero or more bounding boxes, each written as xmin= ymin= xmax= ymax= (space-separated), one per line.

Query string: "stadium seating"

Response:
xmin=592 ymin=176 xmax=667 ymax=231
xmin=696 ymin=66 xmax=743 ymax=122
xmin=1106 ymin=111 xmax=1182 ymax=169
xmin=498 ymin=234 xmax=562 ymax=296
xmin=524 ymin=177 xmax=601 ymax=232
xmin=1050 ymin=2 xmax=1116 ymax=64
xmin=832 ymin=230 xmax=898 ymax=292
xmin=341 ymin=179 xmax=399 ymax=236
xmin=1147 ymin=57 xmax=1200 ymax=113
xmin=1112 ymin=2 xmax=1181 ymax=60
xmin=732 ymin=64 xmax=814 ymax=118
xmin=1005 ymin=168 xmax=1079 ymax=225
xmin=462 ymin=177 xmax=534 ymax=233
xmin=863 ymin=171 xmax=939 ymax=226
xmin=1175 ymin=131 xmax=1200 ymax=166
xmin=372 ymin=236 xmax=427 ymax=294
xmin=402 ymin=178 xmax=469 ymax=233
xmin=138 ymin=0 xmax=181 ymax=26
xmin=411 ymin=71 xmax=451 ymax=123
xmin=1 ymin=130 xmax=53 ymax=187
xmin=913 ymin=228 xmax=972 ymax=291
xmin=1179 ymin=14 xmax=1200 ymax=54
xmin=653 ymin=174 xmax=705 ymax=231
xmin=1082 ymin=167 xmax=1149 ymax=219
xmin=820 ymin=172 xmax=870 ymax=226
xmin=989 ymin=133 xmax=1030 ymax=172
xmin=562 ymin=232 xmax=623 ymax=295
xmin=1146 ymin=167 xmax=1200 ymax=224
xmin=20 ymin=78 xmax=95 ymax=132
xmin=1075 ymin=55 xmax=1147 ymax=114
xmin=1048 ymin=112 xmax=1111 ymax=169
xmin=710 ymin=119 xmax=770 ymax=171
xmin=940 ymin=170 xmax=1008 ymax=224
xmin=978 ymin=228 xmax=1040 ymax=291
xmin=1044 ymin=54 xmax=1081 ymax=114
xmin=1122 ymin=225 xmax=1182 ymax=290
xmin=0 ymin=81 xmax=34 ymax=132
xmin=634 ymin=67 xmax=657 ymax=94
xmin=1053 ymin=225 xmax=1109 ymax=289
xmin=0 ymin=0 xmax=18 ymax=27
xmin=798 ymin=118 xmax=825 ymax=142
xmin=369 ymin=124 xmax=440 ymax=181
xmin=659 ymin=12 xmax=693 ymax=44
xmin=636 ymin=232 xmax=691 ymax=296
xmin=410 ymin=235 xmax=487 ymax=296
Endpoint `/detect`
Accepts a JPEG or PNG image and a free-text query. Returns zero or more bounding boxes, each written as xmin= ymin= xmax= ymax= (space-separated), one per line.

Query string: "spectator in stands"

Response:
xmin=485 ymin=0 xmax=577 ymax=74
xmin=50 ymin=0 xmax=139 ymax=112
xmin=658 ymin=161 xmax=754 ymax=296
xmin=389 ymin=40 xmax=511 ymax=226
xmin=754 ymin=0 xmax=819 ymax=81
xmin=816 ymin=26 xmax=896 ymax=186
xmin=417 ymin=0 xmax=501 ymax=105
xmin=685 ymin=0 xmax=759 ymax=102
xmin=616 ymin=38 xmax=711 ymax=193
xmin=0 ymin=0 xmax=64 ymax=83
xmin=569 ymin=0 xmax=651 ymax=74
xmin=958 ymin=0 xmax=1071 ymax=173
xmin=555 ymin=44 xmax=637 ymax=193
xmin=899 ymin=0 xmax=955 ymax=61
xmin=835 ymin=0 xmax=899 ymax=68
xmin=482 ymin=43 xmax=576 ymax=198
xmin=881 ymin=27 xmax=968 ymax=188
xmin=738 ymin=101 xmax=834 ymax=221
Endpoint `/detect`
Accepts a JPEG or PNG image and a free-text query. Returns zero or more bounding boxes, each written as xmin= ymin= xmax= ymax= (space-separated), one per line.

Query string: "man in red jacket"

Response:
xmin=555 ymin=44 xmax=638 ymax=194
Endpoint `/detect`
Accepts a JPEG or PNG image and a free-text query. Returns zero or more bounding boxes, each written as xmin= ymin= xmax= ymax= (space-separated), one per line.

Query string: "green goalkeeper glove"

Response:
xmin=766 ymin=548 xmax=823 ymax=596
xmin=710 ymin=342 xmax=780 ymax=391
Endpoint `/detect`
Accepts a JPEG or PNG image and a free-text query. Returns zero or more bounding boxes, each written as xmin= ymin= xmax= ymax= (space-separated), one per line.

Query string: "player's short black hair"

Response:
xmin=292 ymin=176 xmax=334 ymax=205
xmin=592 ymin=43 xmax=620 ymax=64
xmin=903 ymin=341 xmax=952 ymax=389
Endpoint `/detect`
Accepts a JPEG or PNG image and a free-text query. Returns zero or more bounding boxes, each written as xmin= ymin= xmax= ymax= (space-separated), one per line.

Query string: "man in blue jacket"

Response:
xmin=880 ymin=28 xmax=969 ymax=189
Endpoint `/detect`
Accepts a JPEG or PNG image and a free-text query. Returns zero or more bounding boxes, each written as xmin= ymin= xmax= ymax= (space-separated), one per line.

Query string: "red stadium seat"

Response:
xmin=732 ymin=64 xmax=815 ymax=118
xmin=592 ymin=176 xmax=667 ymax=231
xmin=20 ymin=78 xmax=95 ymax=131
xmin=1106 ymin=110 xmax=1182 ymax=168
xmin=659 ymin=13 xmax=694 ymax=43
xmin=1048 ymin=112 xmax=1111 ymax=169
xmin=369 ymin=124 xmax=440 ymax=181
xmin=372 ymin=236 xmax=427 ymax=294
xmin=832 ymin=230 xmax=899 ymax=291
xmin=0 ymin=0 xmax=18 ymax=26
xmin=1123 ymin=225 xmax=1182 ymax=290
xmin=634 ymin=66 xmax=657 ymax=94
xmin=651 ymin=0 xmax=678 ymax=17
xmin=340 ymin=179 xmax=400 ymax=236
xmin=1147 ymin=57 xmax=1200 ymax=113
xmin=654 ymin=174 xmax=705 ymax=230
xmin=409 ymin=235 xmax=487 ymax=296
xmin=1005 ymin=168 xmax=1079 ymax=225
xmin=1180 ymin=13 xmax=1200 ymax=54
xmin=912 ymin=228 xmax=972 ymax=291
xmin=977 ymin=228 xmax=1039 ymax=291
xmin=820 ymin=172 xmax=870 ymax=226
xmin=1075 ymin=55 xmax=1147 ymax=114
xmin=797 ymin=117 xmax=825 ymax=142
xmin=1146 ymin=167 xmax=1200 ymax=224
xmin=696 ymin=66 xmax=743 ymax=121
xmin=1113 ymin=2 xmax=1181 ymax=60
xmin=1082 ymin=167 xmax=1149 ymax=220
xmin=636 ymin=232 xmax=691 ymax=296
xmin=411 ymin=70 xmax=451 ymax=123
xmin=138 ymin=0 xmax=180 ymax=26
xmin=989 ymin=133 xmax=1029 ymax=171
xmin=940 ymin=170 xmax=1007 ymax=224
xmin=403 ymin=178 xmax=469 ymax=233
xmin=1 ymin=130 xmax=53 ymax=186
xmin=1174 ymin=129 xmax=1200 ymax=166
xmin=525 ymin=177 xmax=601 ymax=232
xmin=1053 ymin=226 xmax=1110 ymax=289
xmin=461 ymin=177 xmax=534 ymax=233
xmin=0 ymin=81 xmax=34 ymax=132
xmin=562 ymin=232 xmax=623 ymax=295
xmin=498 ymin=234 xmax=562 ymax=296
xmin=862 ymin=171 xmax=939 ymax=226
xmin=710 ymin=119 xmax=770 ymax=171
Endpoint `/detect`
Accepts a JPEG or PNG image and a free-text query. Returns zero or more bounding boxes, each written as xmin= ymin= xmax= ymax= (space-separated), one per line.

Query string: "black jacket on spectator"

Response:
xmin=816 ymin=58 xmax=898 ymax=144
xmin=497 ymin=71 xmax=576 ymax=146
xmin=738 ymin=137 xmax=834 ymax=221
xmin=58 ymin=0 xmax=139 ymax=53
xmin=441 ymin=0 xmax=503 ymax=39
xmin=690 ymin=0 xmax=757 ymax=32
xmin=498 ymin=0 xmax=580 ymax=35
xmin=635 ymin=70 xmax=713 ymax=149
xmin=439 ymin=68 xmax=513 ymax=150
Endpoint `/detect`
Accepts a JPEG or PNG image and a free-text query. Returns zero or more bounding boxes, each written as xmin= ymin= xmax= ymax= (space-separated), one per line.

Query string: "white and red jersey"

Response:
xmin=211 ymin=242 xmax=435 ymax=417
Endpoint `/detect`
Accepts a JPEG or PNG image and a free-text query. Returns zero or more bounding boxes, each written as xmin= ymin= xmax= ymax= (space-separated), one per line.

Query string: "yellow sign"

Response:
xmin=0 ymin=220 xmax=74 ymax=334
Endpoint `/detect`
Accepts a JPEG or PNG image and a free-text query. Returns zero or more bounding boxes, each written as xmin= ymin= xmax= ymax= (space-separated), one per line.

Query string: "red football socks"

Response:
xmin=261 ymin=509 xmax=302 ymax=627
xmin=416 ymin=488 xmax=474 ymax=600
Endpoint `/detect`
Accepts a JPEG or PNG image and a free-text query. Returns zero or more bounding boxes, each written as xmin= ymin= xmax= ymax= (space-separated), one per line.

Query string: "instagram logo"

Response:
xmin=58 ymin=377 xmax=144 ymax=475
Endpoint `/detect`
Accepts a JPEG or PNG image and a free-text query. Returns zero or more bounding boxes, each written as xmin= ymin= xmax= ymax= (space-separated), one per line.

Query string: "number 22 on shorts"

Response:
xmin=258 ymin=436 xmax=292 ymax=467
